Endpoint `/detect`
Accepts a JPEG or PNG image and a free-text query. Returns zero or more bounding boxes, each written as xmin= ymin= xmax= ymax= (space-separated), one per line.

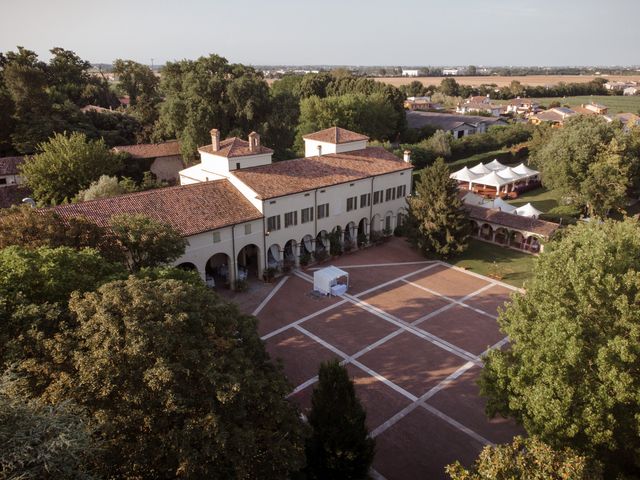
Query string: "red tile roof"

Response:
xmin=114 ymin=141 xmax=182 ymax=159
xmin=198 ymin=137 xmax=273 ymax=158
xmin=466 ymin=204 xmax=559 ymax=238
xmin=0 ymin=156 xmax=23 ymax=176
xmin=50 ymin=180 xmax=262 ymax=236
xmin=233 ymin=147 xmax=410 ymax=200
xmin=302 ymin=127 xmax=369 ymax=144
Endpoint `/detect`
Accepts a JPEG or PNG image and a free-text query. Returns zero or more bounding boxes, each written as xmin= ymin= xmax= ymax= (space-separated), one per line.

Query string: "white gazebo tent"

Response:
xmin=485 ymin=159 xmax=507 ymax=171
xmin=490 ymin=197 xmax=518 ymax=213
xmin=469 ymin=162 xmax=492 ymax=175
xmin=512 ymin=163 xmax=539 ymax=177
xmin=450 ymin=166 xmax=481 ymax=183
xmin=515 ymin=203 xmax=543 ymax=219
xmin=472 ymin=170 xmax=512 ymax=193
xmin=314 ymin=266 xmax=349 ymax=296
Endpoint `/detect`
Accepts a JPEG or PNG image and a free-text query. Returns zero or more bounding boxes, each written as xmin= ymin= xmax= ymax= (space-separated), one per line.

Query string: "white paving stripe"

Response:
xmin=420 ymin=403 xmax=495 ymax=446
xmin=309 ymin=260 xmax=436 ymax=270
xmin=252 ymin=275 xmax=290 ymax=316
xmin=402 ymin=279 xmax=498 ymax=320
xmin=439 ymin=261 xmax=522 ymax=293
xmin=370 ymin=468 xmax=388 ymax=480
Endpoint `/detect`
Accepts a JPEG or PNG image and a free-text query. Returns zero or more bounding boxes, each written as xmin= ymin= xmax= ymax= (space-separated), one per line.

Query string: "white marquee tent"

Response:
xmin=469 ymin=162 xmax=492 ymax=175
xmin=314 ymin=266 xmax=349 ymax=296
xmin=450 ymin=166 xmax=481 ymax=183
xmin=451 ymin=160 xmax=540 ymax=194
xmin=515 ymin=203 xmax=543 ymax=219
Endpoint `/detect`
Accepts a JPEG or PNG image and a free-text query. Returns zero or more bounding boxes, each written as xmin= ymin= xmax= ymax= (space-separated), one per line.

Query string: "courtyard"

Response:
xmin=254 ymin=237 xmax=524 ymax=479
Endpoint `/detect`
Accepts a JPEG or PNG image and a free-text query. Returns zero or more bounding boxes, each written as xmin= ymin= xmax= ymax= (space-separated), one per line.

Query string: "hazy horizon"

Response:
xmin=2 ymin=0 xmax=639 ymax=67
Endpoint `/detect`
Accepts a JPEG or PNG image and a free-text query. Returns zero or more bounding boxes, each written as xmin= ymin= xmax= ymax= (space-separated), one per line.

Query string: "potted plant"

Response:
xmin=357 ymin=232 xmax=368 ymax=248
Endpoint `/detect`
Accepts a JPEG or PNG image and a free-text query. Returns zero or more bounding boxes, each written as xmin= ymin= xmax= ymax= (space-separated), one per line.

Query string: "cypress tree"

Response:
xmin=406 ymin=157 xmax=471 ymax=258
xmin=304 ymin=360 xmax=375 ymax=479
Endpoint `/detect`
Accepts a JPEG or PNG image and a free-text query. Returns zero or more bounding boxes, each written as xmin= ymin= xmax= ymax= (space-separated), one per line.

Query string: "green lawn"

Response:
xmin=497 ymin=95 xmax=640 ymax=115
xmin=506 ymin=186 xmax=562 ymax=211
xmin=448 ymin=239 xmax=536 ymax=288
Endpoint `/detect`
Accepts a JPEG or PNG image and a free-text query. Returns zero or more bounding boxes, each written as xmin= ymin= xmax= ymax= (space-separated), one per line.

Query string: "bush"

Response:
xmin=299 ymin=252 xmax=312 ymax=266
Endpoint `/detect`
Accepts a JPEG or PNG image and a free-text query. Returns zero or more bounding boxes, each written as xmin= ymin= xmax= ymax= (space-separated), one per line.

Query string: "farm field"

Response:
xmin=372 ymin=75 xmax=640 ymax=88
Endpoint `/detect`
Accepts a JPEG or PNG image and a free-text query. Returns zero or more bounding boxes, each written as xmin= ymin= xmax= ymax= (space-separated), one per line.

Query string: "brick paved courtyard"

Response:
xmin=253 ymin=238 xmax=524 ymax=479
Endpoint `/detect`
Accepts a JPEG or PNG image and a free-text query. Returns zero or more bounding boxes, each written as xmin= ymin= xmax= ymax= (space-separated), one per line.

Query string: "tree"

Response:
xmin=0 ymin=373 xmax=99 ymax=480
xmin=20 ymin=131 xmax=122 ymax=204
xmin=112 ymin=59 xmax=159 ymax=108
xmin=529 ymin=115 xmax=638 ymax=214
xmin=480 ymin=219 xmax=640 ymax=477
xmin=439 ymin=78 xmax=460 ymax=97
xmin=406 ymin=158 xmax=471 ymax=258
xmin=109 ymin=213 xmax=187 ymax=271
xmin=425 ymin=129 xmax=453 ymax=158
xmin=0 ymin=205 xmax=123 ymax=262
xmin=75 ymin=174 xmax=135 ymax=202
xmin=305 ymin=360 xmax=375 ymax=479
xmin=57 ymin=276 xmax=306 ymax=478
xmin=446 ymin=436 xmax=602 ymax=480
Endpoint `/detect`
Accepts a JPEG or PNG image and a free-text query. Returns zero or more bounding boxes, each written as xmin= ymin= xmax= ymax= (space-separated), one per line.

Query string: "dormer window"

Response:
xmin=236 ymin=162 xmax=240 ymax=170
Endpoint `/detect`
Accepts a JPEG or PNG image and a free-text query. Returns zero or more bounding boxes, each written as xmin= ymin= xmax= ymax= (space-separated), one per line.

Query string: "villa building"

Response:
xmin=52 ymin=127 xmax=413 ymax=288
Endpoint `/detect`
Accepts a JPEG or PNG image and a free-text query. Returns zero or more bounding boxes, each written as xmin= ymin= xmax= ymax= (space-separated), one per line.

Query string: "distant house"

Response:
xmin=506 ymin=97 xmax=540 ymax=116
xmin=442 ymin=68 xmax=459 ymax=76
xmin=401 ymin=69 xmax=419 ymax=77
xmin=404 ymin=96 xmax=433 ymax=111
xmin=529 ymin=107 xmax=576 ymax=126
xmin=605 ymin=81 xmax=636 ymax=91
xmin=457 ymin=96 xmax=505 ymax=117
xmin=604 ymin=112 xmax=640 ymax=132
xmin=113 ymin=141 xmax=184 ymax=184
xmin=0 ymin=156 xmax=29 ymax=209
xmin=406 ymin=111 xmax=508 ymax=139
xmin=624 ymin=86 xmax=639 ymax=96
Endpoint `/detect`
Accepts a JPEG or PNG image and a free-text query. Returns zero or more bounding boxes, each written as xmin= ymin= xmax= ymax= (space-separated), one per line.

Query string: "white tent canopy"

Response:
xmin=314 ymin=266 xmax=349 ymax=296
xmin=485 ymin=159 xmax=507 ymax=171
xmin=469 ymin=162 xmax=492 ymax=175
xmin=473 ymin=170 xmax=512 ymax=188
xmin=515 ymin=203 xmax=543 ymax=218
xmin=450 ymin=166 xmax=481 ymax=182
xmin=490 ymin=197 xmax=518 ymax=213
xmin=512 ymin=163 xmax=539 ymax=177
xmin=497 ymin=167 xmax=523 ymax=181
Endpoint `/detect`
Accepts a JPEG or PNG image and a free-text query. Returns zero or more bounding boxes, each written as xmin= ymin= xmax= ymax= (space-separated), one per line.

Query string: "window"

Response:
xmin=284 ymin=211 xmax=298 ymax=228
xmin=244 ymin=223 xmax=251 ymax=235
xmin=236 ymin=162 xmax=241 ymax=170
xmin=301 ymin=207 xmax=314 ymax=224
xmin=385 ymin=188 xmax=396 ymax=202
xmin=269 ymin=200 xmax=276 ymax=204
xmin=0 ymin=178 xmax=6 ymax=185
xmin=212 ymin=231 xmax=221 ymax=243
xmin=267 ymin=215 xmax=281 ymax=232
xmin=360 ymin=193 xmax=370 ymax=208
xmin=317 ymin=203 xmax=329 ymax=219
xmin=373 ymin=190 xmax=383 ymax=205
xmin=396 ymin=185 xmax=406 ymax=198
xmin=346 ymin=196 xmax=358 ymax=212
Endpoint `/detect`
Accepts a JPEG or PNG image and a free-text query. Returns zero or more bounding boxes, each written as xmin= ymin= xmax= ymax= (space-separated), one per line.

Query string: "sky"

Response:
xmin=1 ymin=0 xmax=639 ymax=66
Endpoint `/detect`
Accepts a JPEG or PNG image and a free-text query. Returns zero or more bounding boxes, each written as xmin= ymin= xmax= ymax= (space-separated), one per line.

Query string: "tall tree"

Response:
xmin=406 ymin=158 xmax=471 ymax=258
xmin=0 ymin=374 xmax=99 ymax=480
xmin=57 ymin=276 xmax=306 ymax=478
xmin=439 ymin=78 xmax=460 ymax=97
xmin=19 ymin=131 xmax=122 ymax=204
xmin=446 ymin=436 xmax=602 ymax=480
xmin=109 ymin=213 xmax=187 ymax=272
xmin=480 ymin=219 xmax=640 ymax=477
xmin=305 ymin=360 xmax=375 ymax=479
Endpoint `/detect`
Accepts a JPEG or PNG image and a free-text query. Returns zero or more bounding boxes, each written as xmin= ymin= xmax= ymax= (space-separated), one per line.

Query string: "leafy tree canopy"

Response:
xmin=406 ymin=158 xmax=471 ymax=257
xmin=480 ymin=218 xmax=640 ymax=477
xmin=446 ymin=436 xmax=602 ymax=480
xmin=20 ymin=131 xmax=122 ymax=205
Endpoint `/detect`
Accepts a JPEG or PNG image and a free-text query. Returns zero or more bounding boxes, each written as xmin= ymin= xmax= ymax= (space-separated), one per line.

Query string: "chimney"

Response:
xmin=403 ymin=150 xmax=411 ymax=164
xmin=210 ymin=129 xmax=220 ymax=151
xmin=317 ymin=144 xmax=322 ymax=156
xmin=248 ymin=131 xmax=260 ymax=152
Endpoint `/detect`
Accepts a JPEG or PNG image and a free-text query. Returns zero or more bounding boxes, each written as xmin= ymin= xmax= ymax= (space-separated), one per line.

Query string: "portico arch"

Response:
xmin=205 ymin=253 xmax=232 ymax=288
xmin=284 ymin=239 xmax=297 ymax=268
xmin=237 ymin=244 xmax=261 ymax=281
xmin=267 ymin=243 xmax=282 ymax=270
xmin=357 ymin=217 xmax=369 ymax=246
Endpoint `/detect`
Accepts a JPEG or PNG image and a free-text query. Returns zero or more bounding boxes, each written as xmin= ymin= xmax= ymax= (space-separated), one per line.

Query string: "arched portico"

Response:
xmin=344 ymin=221 xmax=357 ymax=250
xmin=284 ymin=239 xmax=298 ymax=268
xmin=371 ymin=214 xmax=382 ymax=233
xmin=384 ymin=211 xmax=394 ymax=233
xmin=205 ymin=252 xmax=233 ymax=288
xmin=357 ymin=217 xmax=369 ymax=246
xmin=267 ymin=243 xmax=282 ymax=271
xmin=237 ymin=244 xmax=261 ymax=282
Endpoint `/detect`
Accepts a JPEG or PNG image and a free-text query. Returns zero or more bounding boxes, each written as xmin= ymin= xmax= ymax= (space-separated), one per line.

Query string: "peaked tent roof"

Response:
xmin=515 ymin=203 xmax=543 ymax=218
xmin=450 ymin=166 xmax=481 ymax=182
xmin=512 ymin=163 xmax=539 ymax=177
xmin=473 ymin=170 xmax=512 ymax=187
xmin=302 ymin=127 xmax=369 ymax=144
xmin=469 ymin=162 xmax=492 ymax=175
xmin=497 ymin=167 xmax=523 ymax=180
xmin=485 ymin=159 xmax=507 ymax=171
xmin=491 ymin=197 xmax=518 ymax=213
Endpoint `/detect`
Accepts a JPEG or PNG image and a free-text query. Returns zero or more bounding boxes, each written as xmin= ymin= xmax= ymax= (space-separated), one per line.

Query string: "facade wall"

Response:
xmin=200 ymin=151 xmax=273 ymax=174
xmin=303 ymin=140 xmax=367 ymax=157
xmin=149 ymin=155 xmax=184 ymax=183
xmin=0 ymin=174 xmax=21 ymax=187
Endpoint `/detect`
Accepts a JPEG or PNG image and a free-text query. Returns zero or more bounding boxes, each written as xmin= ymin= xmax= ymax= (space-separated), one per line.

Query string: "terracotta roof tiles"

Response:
xmin=233 ymin=147 xmax=410 ymax=199
xmin=198 ymin=137 xmax=273 ymax=158
xmin=113 ymin=141 xmax=181 ymax=159
xmin=50 ymin=180 xmax=262 ymax=236
xmin=0 ymin=156 xmax=23 ymax=176
xmin=466 ymin=204 xmax=559 ymax=238
xmin=302 ymin=127 xmax=369 ymax=144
